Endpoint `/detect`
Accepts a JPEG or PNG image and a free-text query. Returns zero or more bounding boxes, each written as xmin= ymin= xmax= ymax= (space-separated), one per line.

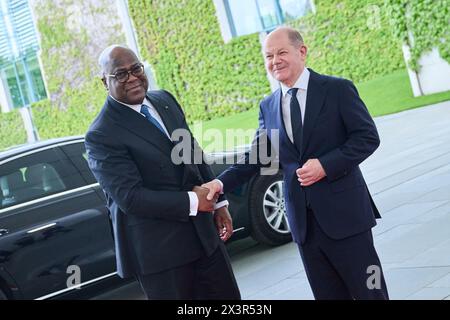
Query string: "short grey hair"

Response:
xmin=285 ymin=27 xmax=304 ymax=48
xmin=98 ymin=44 xmax=130 ymax=75
xmin=271 ymin=26 xmax=304 ymax=48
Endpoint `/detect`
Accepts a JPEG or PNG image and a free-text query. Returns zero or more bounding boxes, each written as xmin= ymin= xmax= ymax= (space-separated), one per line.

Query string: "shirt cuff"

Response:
xmin=214 ymin=200 xmax=229 ymax=210
xmin=187 ymin=191 xmax=198 ymax=216
xmin=216 ymin=179 xmax=224 ymax=194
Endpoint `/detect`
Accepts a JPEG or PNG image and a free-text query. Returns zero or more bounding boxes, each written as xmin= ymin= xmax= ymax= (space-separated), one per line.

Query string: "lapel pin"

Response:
xmin=165 ymin=106 xmax=169 ymax=109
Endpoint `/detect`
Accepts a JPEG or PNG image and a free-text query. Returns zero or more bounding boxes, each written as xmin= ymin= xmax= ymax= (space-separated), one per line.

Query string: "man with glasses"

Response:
xmin=85 ymin=45 xmax=240 ymax=300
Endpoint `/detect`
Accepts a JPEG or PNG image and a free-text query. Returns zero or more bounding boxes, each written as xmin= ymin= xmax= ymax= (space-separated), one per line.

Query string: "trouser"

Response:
xmin=298 ymin=209 xmax=389 ymax=300
xmin=137 ymin=241 xmax=241 ymax=300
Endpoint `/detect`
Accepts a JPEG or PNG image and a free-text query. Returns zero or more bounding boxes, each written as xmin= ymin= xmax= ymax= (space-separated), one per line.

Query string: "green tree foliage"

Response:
xmin=129 ymin=0 xmax=271 ymax=121
xmin=129 ymin=0 xmax=405 ymax=121
xmin=290 ymin=0 xmax=405 ymax=81
xmin=30 ymin=0 xmax=125 ymax=140
xmin=386 ymin=0 xmax=449 ymax=71
xmin=2 ymin=0 xmax=442 ymax=149
xmin=0 ymin=112 xmax=26 ymax=150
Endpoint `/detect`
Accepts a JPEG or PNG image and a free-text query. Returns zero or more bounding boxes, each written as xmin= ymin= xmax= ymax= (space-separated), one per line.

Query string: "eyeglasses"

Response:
xmin=105 ymin=63 xmax=144 ymax=83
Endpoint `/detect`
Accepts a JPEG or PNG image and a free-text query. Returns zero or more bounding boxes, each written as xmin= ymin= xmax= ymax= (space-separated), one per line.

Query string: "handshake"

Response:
xmin=192 ymin=179 xmax=223 ymax=212
xmin=194 ymin=179 xmax=233 ymax=242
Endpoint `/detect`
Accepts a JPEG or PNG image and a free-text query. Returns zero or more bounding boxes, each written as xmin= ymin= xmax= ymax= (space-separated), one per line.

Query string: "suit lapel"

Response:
xmin=147 ymin=92 xmax=202 ymax=188
xmin=107 ymin=95 xmax=174 ymax=156
xmin=302 ymin=69 xmax=327 ymax=154
xmin=146 ymin=92 xmax=178 ymax=138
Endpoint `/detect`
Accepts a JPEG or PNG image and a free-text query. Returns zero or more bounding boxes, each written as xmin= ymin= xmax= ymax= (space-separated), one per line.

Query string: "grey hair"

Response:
xmin=272 ymin=26 xmax=304 ymax=48
xmin=98 ymin=44 xmax=130 ymax=75
xmin=286 ymin=27 xmax=304 ymax=48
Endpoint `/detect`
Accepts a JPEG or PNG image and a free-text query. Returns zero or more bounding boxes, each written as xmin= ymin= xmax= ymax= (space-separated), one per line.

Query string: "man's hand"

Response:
xmin=296 ymin=159 xmax=326 ymax=187
xmin=201 ymin=179 xmax=223 ymax=201
xmin=193 ymin=186 xmax=218 ymax=212
xmin=214 ymin=206 xmax=233 ymax=242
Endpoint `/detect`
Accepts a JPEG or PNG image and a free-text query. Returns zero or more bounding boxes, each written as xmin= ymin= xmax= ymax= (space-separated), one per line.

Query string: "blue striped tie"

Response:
xmin=140 ymin=104 xmax=166 ymax=136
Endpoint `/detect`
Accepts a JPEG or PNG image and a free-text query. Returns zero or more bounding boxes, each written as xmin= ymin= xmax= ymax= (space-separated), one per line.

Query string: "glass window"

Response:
xmin=0 ymin=163 xmax=66 ymax=209
xmin=1 ymin=53 xmax=47 ymax=108
xmin=256 ymin=0 xmax=281 ymax=31
xmin=0 ymin=0 xmax=46 ymax=110
xmin=60 ymin=142 xmax=98 ymax=185
xmin=226 ymin=0 xmax=262 ymax=36
xmin=279 ymin=0 xmax=314 ymax=22
xmin=0 ymin=148 xmax=84 ymax=210
xmin=225 ymin=0 xmax=314 ymax=37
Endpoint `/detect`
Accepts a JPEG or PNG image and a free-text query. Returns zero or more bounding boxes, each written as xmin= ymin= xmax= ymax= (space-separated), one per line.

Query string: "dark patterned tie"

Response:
xmin=288 ymin=88 xmax=303 ymax=152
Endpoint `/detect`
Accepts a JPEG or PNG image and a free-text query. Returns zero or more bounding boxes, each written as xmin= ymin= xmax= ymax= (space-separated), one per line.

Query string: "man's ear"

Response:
xmin=101 ymin=77 xmax=108 ymax=90
xmin=300 ymin=45 xmax=308 ymax=59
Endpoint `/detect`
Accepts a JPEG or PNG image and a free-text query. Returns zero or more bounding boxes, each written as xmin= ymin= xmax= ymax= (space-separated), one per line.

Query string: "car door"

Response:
xmin=0 ymin=142 xmax=115 ymax=299
xmin=58 ymin=141 xmax=117 ymax=285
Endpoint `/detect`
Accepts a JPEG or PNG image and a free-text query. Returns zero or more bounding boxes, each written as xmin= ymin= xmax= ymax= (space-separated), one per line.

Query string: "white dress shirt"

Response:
xmin=280 ymin=67 xmax=310 ymax=143
xmin=111 ymin=96 xmax=171 ymax=138
xmin=110 ymin=95 xmax=228 ymax=215
xmin=217 ymin=69 xmax=310 ymax=192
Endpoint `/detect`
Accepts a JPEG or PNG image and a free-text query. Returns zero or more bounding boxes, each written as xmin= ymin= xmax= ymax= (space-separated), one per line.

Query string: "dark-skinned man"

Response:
xmin=85 ymin=45 xmax=240 ymax=300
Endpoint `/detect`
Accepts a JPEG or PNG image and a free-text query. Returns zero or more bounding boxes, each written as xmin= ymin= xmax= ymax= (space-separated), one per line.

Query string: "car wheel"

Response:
xmin=249 ymin=173 xmax=292 ymax=246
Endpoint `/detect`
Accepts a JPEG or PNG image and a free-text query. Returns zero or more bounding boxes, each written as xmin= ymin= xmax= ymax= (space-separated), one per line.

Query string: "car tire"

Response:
xmin=249 ymin=173 xmax=292 ymax=246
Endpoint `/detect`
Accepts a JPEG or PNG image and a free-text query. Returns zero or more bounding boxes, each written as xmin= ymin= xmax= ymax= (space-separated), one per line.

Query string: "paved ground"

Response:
xmin=95 ymin=100 xmax=450 ymax=300
xmin=228 ymin=100 xmax=450 ymax=300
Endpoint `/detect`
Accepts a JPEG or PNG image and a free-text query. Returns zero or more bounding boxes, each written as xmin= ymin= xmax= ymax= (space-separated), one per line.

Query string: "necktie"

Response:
xmin=288 ymin=88 xmax=303 ymax=152
xmin=140 ymin=104 xmax=167 ymax=136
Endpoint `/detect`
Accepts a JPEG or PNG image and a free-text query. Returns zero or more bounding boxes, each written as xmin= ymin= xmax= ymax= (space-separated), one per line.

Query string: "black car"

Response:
xmin=0 ymin=136 xmax=289 ymax=300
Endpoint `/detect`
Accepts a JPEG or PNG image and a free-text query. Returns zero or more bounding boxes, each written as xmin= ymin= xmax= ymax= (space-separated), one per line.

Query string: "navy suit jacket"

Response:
xmin=219 ymin=69 xmax=381 ymax=244
xmin=85 ymin=90 xmax=225 ymax=278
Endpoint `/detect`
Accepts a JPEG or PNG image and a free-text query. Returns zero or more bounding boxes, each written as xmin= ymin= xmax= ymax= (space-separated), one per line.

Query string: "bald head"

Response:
xmin=98 ymin=45 xmax=138 ymax=75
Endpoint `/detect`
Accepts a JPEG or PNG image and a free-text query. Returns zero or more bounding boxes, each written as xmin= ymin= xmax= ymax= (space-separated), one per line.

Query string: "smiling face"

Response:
xmin=102 ymin=47 xmax=148 ymax=105
xmin=264 ymin=28 xmax=307 ymax=88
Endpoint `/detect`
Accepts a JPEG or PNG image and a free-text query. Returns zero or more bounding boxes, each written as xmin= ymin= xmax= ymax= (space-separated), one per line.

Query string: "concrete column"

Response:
xmin=19 ymin=106 xmax=39 ymax=143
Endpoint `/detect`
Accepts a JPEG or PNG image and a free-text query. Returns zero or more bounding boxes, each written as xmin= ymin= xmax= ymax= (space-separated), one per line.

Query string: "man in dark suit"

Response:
xmin=202 ymin=27 xmax=389 ymax=299
xmin=85 ymin=45 xmax=240 ymax=300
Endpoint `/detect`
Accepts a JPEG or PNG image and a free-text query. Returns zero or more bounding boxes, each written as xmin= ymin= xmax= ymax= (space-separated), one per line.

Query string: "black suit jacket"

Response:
xmin=219 ymin=69 xmax=381 ymax=244
xmin=85 ymin=90 xmax=225 ymax=278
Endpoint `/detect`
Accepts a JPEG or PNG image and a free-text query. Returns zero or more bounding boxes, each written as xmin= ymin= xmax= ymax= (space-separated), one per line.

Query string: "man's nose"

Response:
xmin=127 ymin=73 xmax=139 ymax=82
xmin=272 ymin=55 xmax=281 ymax=65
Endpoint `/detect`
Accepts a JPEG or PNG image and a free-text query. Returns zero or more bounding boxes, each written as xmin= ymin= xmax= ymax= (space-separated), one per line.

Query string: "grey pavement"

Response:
xmin=95 ymin=100 xmax=450 ymax=300
xmin=228 ymin=100 xmax=450 ymax=300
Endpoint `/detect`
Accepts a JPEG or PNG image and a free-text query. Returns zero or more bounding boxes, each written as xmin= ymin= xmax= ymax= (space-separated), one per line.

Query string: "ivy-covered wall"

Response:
xmin=1 ymin=0 xmax=445 ymax=150
xmin=290 ymin=0 xmax=405 ymax=81
xmin=1 ymin=0 xmax=125 ymax=150
xmin=387 ymin=0 xmax=449 ymax=71
xmin=129 ymin=0 xmax=271 ymax=121
xmin=0 ymin=111 xmax=27 ymax=150
xmin=128 ymin=0 xmax=405 ymax=122
xmin=29 ymin=0 xmax=125 ymax=140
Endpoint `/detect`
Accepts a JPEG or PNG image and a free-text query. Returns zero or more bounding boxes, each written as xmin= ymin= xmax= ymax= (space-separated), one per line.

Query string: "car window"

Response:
xmin=0 ymin=148 xmax=81 ymax=210
xmin=0 ymin=162 xmax=66 ymax=209
xmin=60 ymin=142 xmax=97 ymax=184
